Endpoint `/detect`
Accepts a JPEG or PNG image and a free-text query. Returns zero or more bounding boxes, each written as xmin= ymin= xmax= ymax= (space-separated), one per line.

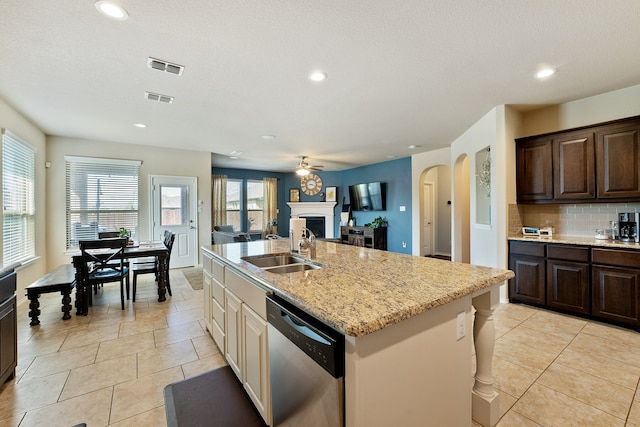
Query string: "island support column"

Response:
xmin=472 ymin=287 xmax=500 ymax=427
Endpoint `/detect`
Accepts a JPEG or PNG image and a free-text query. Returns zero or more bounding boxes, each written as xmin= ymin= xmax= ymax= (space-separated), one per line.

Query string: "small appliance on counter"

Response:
xmin=595 ymin=229 xmax=611 ymax=240
xmin=618 ymin=212 xmax=640 ymax=242
xmin=522 ymin=226 xmax=539 ymax=237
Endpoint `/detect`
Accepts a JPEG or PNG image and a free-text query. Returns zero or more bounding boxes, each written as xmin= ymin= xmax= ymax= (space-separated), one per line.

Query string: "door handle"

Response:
xmin=189 ymin=226 xmax=197 ymax=230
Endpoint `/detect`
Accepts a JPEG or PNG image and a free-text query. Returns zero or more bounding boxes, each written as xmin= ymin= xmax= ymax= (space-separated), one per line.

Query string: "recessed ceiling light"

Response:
xmin=408 ymin=145 xmax=421 ymax=150
xmin=229 ymin=156 xmax=240 ymax=160
xmin=387 ymin=155 xmax=398 ymax=159
xmin=536 ymin=67 xmax=556 ymax=79
xmin=309 ymin=71 xmax=327 ymax=82
xmin=95 ymin=1 xmax=128 ymax=20
xmin=262 ymin=135 xmax=276 ymax=140
xmin=133 ymin=123 xmax=146 ymax=128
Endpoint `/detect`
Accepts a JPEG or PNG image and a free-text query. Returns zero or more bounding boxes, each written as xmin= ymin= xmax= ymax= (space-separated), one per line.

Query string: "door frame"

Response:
xmin=149 ymin=174 xmax=198 ymax=268
xmin=422 ymin=180 xmax=436 ymax=257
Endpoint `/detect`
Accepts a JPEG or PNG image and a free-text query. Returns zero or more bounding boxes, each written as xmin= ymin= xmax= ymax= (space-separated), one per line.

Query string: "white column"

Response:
xmin=472 ymin=287 xmax=500 ymax=427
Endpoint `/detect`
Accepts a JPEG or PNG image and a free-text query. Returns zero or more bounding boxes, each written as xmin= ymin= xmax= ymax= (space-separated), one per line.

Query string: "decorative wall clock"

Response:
xmin=301 ymin=173 xmax=323 ymax=196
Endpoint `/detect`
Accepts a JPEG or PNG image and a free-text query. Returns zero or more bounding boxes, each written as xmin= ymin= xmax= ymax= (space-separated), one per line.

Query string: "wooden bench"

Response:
xmin=25 ymin=264 xmax=76 ymax=326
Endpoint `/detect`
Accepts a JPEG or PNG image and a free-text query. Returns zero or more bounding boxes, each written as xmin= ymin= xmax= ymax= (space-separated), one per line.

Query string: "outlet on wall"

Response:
xmin=402 ymin=241 xmax=406 ymax=248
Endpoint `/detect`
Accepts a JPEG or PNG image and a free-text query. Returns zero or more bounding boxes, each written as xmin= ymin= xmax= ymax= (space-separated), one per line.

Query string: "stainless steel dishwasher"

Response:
xmin=267 ymin=294 xmax=345 ymax=427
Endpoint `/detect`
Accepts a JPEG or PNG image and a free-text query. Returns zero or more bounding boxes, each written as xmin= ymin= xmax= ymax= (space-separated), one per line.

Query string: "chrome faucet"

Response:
xmin=298 ymin=228 xmax=316 ymax=260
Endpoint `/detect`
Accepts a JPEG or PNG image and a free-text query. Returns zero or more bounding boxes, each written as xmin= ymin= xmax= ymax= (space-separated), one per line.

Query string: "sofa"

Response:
xmin=212 ymin=225 xmax=250 ymax=244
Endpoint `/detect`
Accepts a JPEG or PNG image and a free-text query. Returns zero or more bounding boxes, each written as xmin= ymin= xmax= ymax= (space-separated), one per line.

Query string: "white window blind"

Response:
xmin=65 ymin=156 xmax=141 ymax=249
xmin=2 ymin=129 xmax=36 ymax=266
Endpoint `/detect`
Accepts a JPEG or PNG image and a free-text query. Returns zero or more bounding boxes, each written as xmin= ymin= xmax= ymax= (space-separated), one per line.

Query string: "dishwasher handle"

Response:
xmin=282 ymin=312 xmax=331 ymax=346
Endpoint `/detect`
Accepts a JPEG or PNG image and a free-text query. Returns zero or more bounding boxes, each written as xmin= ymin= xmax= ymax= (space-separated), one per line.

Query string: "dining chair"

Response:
xmin=79 ymin=237 xmax=130 ymax=310
xmin=131 ymin=231 xmax=175 ymax=302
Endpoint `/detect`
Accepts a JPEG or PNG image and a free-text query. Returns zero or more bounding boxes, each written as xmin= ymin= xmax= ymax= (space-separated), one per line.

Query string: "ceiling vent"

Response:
xmin=147 ymin=57 xmax=184 ymax=76
xmin=145 ymin=91 xmax=174 ymax=104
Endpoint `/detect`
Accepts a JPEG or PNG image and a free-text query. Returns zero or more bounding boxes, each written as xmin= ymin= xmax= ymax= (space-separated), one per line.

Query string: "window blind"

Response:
xmin=2 ymin=129 xmax=36 ymax=266
xmin=65 ymin=156 xmax=141 ymax=249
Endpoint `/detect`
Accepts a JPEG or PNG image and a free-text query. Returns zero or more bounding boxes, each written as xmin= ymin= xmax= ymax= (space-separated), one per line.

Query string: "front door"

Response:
xmin=150 ymin=175 xmax=197 ymax=268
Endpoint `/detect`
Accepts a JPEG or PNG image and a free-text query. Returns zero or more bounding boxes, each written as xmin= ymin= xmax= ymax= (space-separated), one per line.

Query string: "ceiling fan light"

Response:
xmin=95 ymin=1 xmax=128 ymax=20
xmin=296 ymin=168 xmax=310 ymax=176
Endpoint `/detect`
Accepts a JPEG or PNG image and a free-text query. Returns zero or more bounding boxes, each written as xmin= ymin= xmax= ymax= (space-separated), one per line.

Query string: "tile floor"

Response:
xmin=0 ymin=272 xmax=639 ymax=426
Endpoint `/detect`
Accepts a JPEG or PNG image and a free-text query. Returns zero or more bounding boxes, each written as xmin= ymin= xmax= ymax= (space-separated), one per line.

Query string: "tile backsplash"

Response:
xmin=509 ymin=203 xmax=640 ymax=237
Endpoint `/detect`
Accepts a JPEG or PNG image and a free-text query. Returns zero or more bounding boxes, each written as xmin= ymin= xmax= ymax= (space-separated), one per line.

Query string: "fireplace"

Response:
xmin=287 ymin=202 xmax=337 ymax=238
xmin=302 ymin=216 xmax=325 ymax=239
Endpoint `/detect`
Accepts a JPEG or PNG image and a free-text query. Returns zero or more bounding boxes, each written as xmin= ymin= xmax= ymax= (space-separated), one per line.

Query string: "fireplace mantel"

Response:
xmin=287 ymin=202 xmax=337 ymax=238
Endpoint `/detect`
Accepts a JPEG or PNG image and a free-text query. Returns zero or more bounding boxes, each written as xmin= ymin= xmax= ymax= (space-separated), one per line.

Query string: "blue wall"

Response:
xmin=213 ymin=157 xmax=412 ymax=254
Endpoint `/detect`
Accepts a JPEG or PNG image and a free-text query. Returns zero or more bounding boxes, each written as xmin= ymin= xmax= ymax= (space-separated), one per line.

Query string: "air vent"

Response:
xmin=147 ymin=57 xmax=184 ymax=76
xmin=145 ymin=91 xmax=174 ymax=104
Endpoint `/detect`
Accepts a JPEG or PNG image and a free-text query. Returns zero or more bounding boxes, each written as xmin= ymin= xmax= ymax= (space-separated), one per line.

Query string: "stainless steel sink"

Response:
xmin=241 ymin=253 xmax=305 ymax=268
xmin=241 ymin=253 xmax=324 ymax=274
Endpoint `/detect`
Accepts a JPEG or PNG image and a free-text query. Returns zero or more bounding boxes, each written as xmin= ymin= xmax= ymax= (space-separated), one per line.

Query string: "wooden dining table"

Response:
xmin=71 ymin=241 xmax=170 ymax=315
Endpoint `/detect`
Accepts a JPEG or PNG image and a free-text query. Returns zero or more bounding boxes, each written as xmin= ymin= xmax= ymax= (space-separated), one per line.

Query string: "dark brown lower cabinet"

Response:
xmin=592 ymin=248 xmax=640 ymax=326
xmin=0 ymin=294 xmax=17 ymax=384
xmin=546 ymin=245 xmax=590 ymax=315
xmin=509 ymin=241 xmax=546 ymax=305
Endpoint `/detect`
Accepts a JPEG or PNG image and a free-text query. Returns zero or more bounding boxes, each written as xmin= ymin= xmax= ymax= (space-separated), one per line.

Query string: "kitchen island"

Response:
xmin=202 ymin=239 xmax=514 ymax=426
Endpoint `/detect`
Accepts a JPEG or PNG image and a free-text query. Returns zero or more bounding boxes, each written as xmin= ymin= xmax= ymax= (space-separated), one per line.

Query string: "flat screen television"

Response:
xmin=348 ymin=182 xmax=386 ymax=211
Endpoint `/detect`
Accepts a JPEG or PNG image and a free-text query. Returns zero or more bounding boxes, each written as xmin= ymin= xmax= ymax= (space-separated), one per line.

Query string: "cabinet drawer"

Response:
xmin=510 ymin=241 xmax=545 ymax=257
xmin=593 ymin=248 xmax=640 ymax=268
xmin=210 ymin=317 xmax=225 ymax=353
xmin=212 ymin=278 xmax=225 ymax=305
xmin=211 ymin=258 xmax=225 ymax=283
xmin=212 ymin=298 xmax=225 ymax=329
xmin=225 ymin=269 xmax=267 ymax=319
xmin=203 ymin=255 xmax=212 ymax=274
xmin=547 ymin=245 xmax=590 ymax=262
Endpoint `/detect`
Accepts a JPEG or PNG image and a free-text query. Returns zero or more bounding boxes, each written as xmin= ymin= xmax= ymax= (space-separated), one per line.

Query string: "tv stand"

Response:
xmin=340 ymin=226 xmax=387 ymax=250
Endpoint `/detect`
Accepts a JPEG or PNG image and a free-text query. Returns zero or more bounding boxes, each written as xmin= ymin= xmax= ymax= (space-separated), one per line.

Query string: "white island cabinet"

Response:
xmin=202 ymin=250 xmax=271 ymax=425
xmin=203 ymin=241 xmax=513 ymax=427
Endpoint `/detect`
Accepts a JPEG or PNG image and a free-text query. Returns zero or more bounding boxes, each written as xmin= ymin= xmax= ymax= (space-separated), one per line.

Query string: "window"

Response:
xmin=225 ymin=179 xmax=241 ymax=230
xmin=224 ymin=178 xmax=265 ymax=232
xmin=65 ymin=156 xmax=141 ymax=249
xmin=161 ymin=185 xmax=187 ymax=226
xmin=247 ymin=180 xmax=264 ymax=231
xmin=2 ymin=129 xmax=36 ymax=266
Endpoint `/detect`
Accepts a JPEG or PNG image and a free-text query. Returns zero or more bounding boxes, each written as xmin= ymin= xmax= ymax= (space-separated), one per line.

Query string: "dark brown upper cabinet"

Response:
xmin=516 ymin=115 xmax=640 ymax=204
xmin=596 ymin=118 xmax=640 ymax=198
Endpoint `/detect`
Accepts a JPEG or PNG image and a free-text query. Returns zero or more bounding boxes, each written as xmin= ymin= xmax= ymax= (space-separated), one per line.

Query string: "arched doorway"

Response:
xmin=419 ymin=165 xmax=451 ymax=258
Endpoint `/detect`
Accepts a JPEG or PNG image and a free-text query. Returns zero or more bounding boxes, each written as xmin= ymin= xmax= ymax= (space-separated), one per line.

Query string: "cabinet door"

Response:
xmin=509 ymin=254 xmax=546 ymax=305
xmin=547 ymin=260 xmax=590 ymax=314
xmin=242 ymin=304 xmax=270 ymax=423
xmin=596 ymin=120 xmax=640 ymax=198
xmin=553 ymin=132 xmax=595 ymax=200
xmin=592 ymin=265 xmax=640 ymax=326
xmin=224 ymin=290 xmax=243 ymax=379
xmin=516 ymin=138 xmax=553 ymax=202
xmin=0 ymin=296 xmax=17 ymax=384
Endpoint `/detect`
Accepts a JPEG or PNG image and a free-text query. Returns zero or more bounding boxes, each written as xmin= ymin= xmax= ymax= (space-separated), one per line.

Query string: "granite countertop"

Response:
xmin=508 ymin=234 xmax=640 ymax=250
xmin=202 ymin=240 xmax=513 ymax=337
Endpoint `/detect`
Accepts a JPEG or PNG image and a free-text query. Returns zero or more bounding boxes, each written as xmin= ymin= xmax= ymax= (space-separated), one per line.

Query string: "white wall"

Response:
xmin=0 ymin=97 xmax=47 ymax=301
xmin=46 ymin=136 xmax=212 ymax=269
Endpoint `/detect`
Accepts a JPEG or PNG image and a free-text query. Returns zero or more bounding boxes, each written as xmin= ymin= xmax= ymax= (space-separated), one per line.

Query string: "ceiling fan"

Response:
xmin=295 ymin=156 xmax=324 ymax=176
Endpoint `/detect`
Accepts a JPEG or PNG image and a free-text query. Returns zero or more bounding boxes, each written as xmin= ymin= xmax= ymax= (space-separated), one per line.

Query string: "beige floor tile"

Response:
xmin=59 ymin=354 xmax=137 ymax=400
xmin=181 ymin=353 xmax=228 ymax=379
xmin=494 ymin=335 xmax=557 ymax=374
xmin=496 ymin=390 xmax=518 ymax=420
xmin=492 ymin=356 xmax=540 ymax=398
xmin=0 ymin=412 xmax=24 ymax=427
xmin=537 ymin=362 xmax=635 ymax=419
xmin=496 ymin=410 xmax=543 ymax=426
xmin=165 ymin=306 xmax=203 ymax=326
xmin=554 ymin=346 xmax=640 ymax=390
xmin=109 ymin=405 xmax=167 ymax=427
xmin=20 ymin=386 xmax=112 ymax=427
xmin=569 ymin=333 xmax=640 ymax=369
xmin=629 ymin=400 xmax=640 ymax=425
xmin=173 ymin=298 xmax=204 ymax=312
xmin=521 ymin=309 xmax=588 ymax=336
xmin=137 ymin=340 xmax=198 ymax=377
xmin=59 ymin=322 xmax=120 ymax=351
xmin=512 ymin=383 xmax=625 ymax=426
xmin=19 ymin=343 xmax=99 ymax=382
xmin=17 ymin=333 xmax=67 ymax=361
xmin=110 ymin=366 xmax=184 ymax=424
xmin=191 ymin=334 xmax=221 ymax=359
xmin=119 ymin=316 xmax=168 ymax=338
xmin=500 ymin=323 xmax=574 ymax=356
xmin=153 ymin=320 xmax=205 ymax=347
xmin=96 ymin=331 xmax=156 ymax=362
xmin=0 ymin=371 xmax=68 ymax=418
xmin=581 ymin=321 xmax=640 ymax=346
xmin=494 ymin=303 xmax=538 ymax=322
